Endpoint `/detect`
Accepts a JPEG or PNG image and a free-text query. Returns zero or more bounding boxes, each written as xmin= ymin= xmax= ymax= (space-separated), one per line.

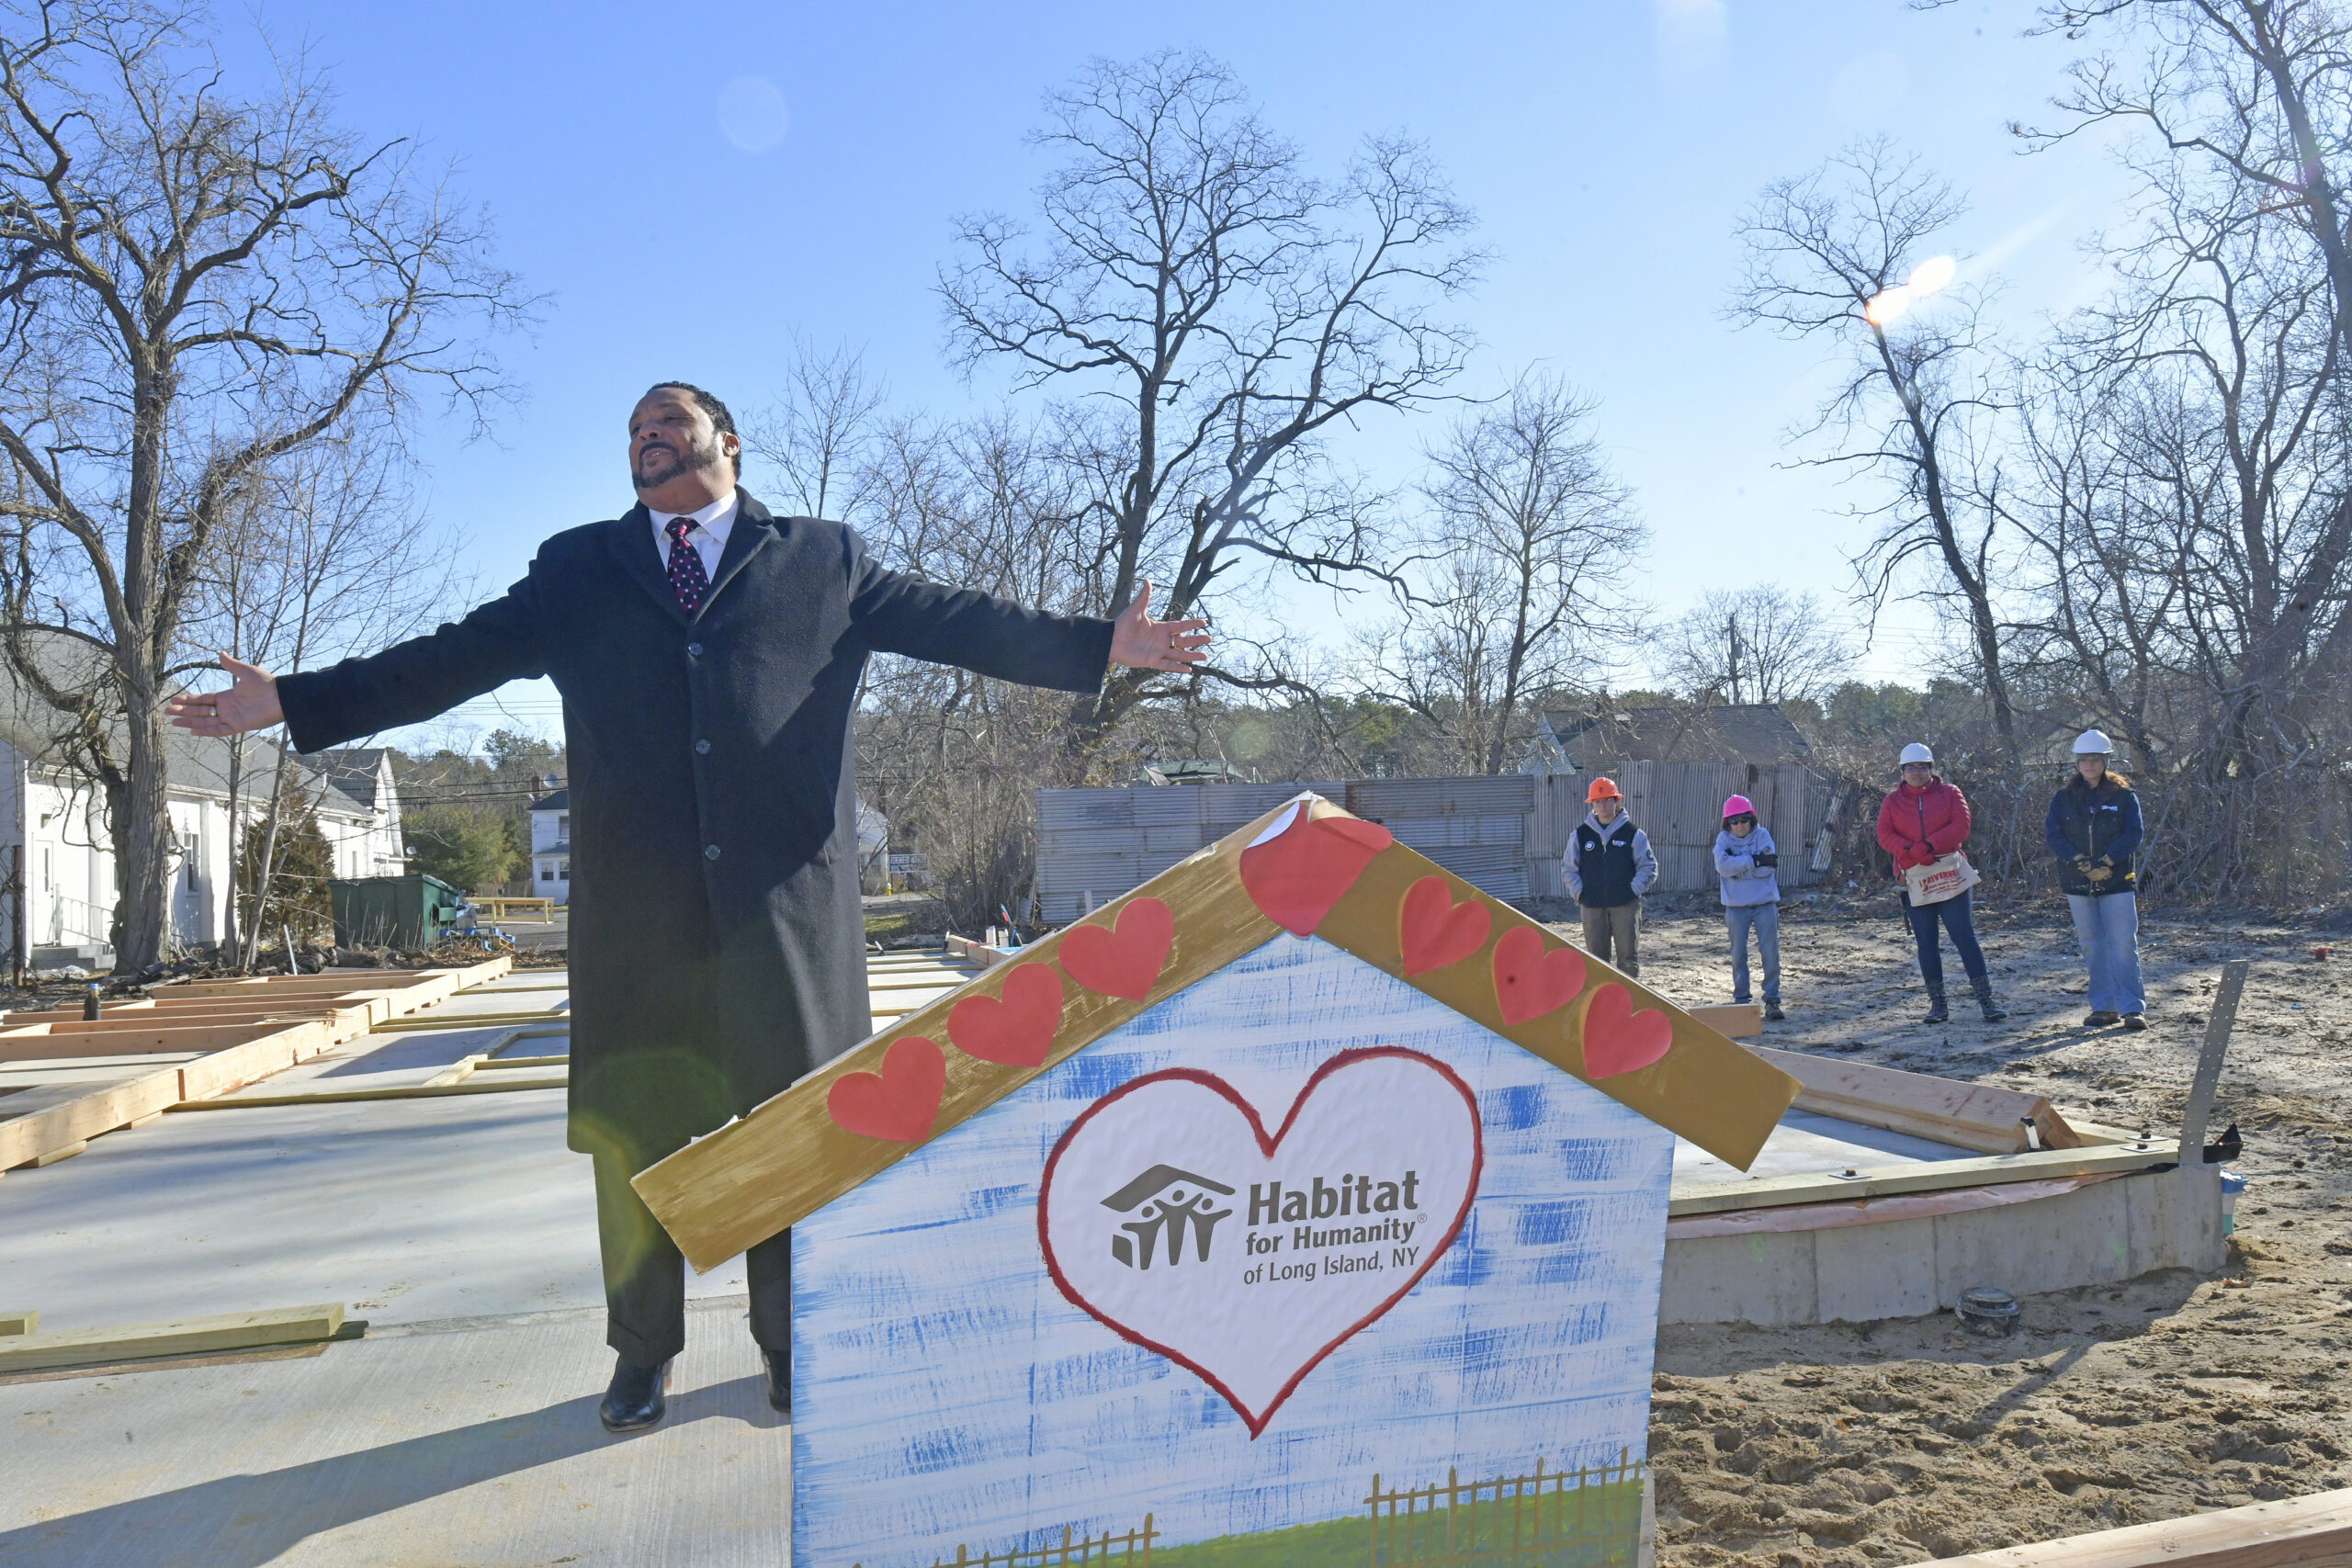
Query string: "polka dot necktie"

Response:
xmin=664 ymin=516 xmax=709 ymax=615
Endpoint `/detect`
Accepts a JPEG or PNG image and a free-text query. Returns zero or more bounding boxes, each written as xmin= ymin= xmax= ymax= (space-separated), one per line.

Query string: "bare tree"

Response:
xmin=1731 ymin=139 xmax=2019 ymax=750
xmin=185 ymin=423 xmax=458 ymax=964
xmin=940 ymin=49 xmax=1484 ymax=751
xmin=0 ymin=2 xmax=528 ymax=969
xmin=743 ymin=335 xmax=885 ymax=521
xmin=1355 ymin=376 xmax=1645 ymax=774
xmin=2024 ymin=0 xmax=2352 ymax=737
xmin=1657 ymin=584 xmax=1857 ymax=705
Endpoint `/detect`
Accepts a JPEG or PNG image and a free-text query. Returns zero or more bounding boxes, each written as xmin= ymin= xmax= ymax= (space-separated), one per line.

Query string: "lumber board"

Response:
xmin=1668 ymin=1136 xmax=2180 ymax=1217
xmin=30 ymin=1139 xmax=85 ymax=1166
xmin=1905 ymin=1485 xmax=2352 ymax=1568
xmin=1688 ymin=1002 xmax=1762 ymax=1039
xmin=0 ymin=1062 xmax=183 ymax=1169
xmin=1749 ymin=1044 xmax=2086 ymax=1155
xmin=5 ymin=996 xmax=382 ymax=1026
xmin=0 ymin=1034 xmax=213 ymax=1064
xmin=638 ymin=794 xmax=1802 ymax=1272
xmin=0 ymin=1012 xmax=336 ymax=1167
xmin=0 ymin=1311 xmax=33 ymax=1336
xmin=369 ymin=1008 xmax=570 ymax=1032
xmin=0 ymin=1303 xmax=345 ymax=1373
xmin=168 ymin=1074 xmax=567 ymax=1110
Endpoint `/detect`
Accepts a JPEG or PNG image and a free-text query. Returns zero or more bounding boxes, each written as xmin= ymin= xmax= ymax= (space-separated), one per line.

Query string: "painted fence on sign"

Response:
xmin=1367 ymin=1453 xmax=1647 ymax=1568
xmin=881 ymin=1517 xmax=1158 ymax=1568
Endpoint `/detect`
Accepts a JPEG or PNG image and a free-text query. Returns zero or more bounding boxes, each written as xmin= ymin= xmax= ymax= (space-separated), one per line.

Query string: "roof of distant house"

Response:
xmin=528 ymin=789 xmax=570 ymax=813
xmin=300 ymin=747 xmax=392 ymax=809
xmin=1538 ymin=704 xmax=1813 ymax=766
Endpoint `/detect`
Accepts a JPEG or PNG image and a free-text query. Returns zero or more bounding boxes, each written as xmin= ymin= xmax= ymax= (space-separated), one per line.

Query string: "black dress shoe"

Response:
xmin=600 ymin=1356 xmax=673 ymax=1433
xmin=763 ymin=1348 xmax=791 ymax=1415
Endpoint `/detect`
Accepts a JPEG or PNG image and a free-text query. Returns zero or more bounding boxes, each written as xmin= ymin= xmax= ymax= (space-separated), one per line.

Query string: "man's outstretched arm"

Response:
xmin=166 ymin=581 xmax=549 ymax=751
xmin=850 ymin=531 xmax=1207 ymax=690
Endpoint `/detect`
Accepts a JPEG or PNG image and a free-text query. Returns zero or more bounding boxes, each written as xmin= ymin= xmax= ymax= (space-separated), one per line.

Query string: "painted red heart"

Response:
xmin=1491 ymin=924 xmax=1589 ymax=1024
xmin=1580 ymin=982 xmax=1674 ymax=1079
xmin=825 ymin=1035 xmax=946 ymax=1143
xmin=1237 ymin=804 xmax=1393 ymax=936
xmin=1057 ymin=897 xmax=1173 ymax=1000
xmin=1397 ymin=875 xmax=1491 ymax=976
xmin=947 ymin=962 xmax=1065 ymax=1067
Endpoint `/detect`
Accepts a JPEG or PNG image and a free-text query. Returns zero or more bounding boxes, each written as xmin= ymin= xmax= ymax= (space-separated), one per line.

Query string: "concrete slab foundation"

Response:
xmin=1660 ymin=1163 xmax=2223 ymax=1325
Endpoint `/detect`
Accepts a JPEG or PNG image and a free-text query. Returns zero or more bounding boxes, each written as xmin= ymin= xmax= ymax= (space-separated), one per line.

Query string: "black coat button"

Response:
xmin=686 ymin=642 xmax=703 ymax=659
xmin=695 ymin=739 xmax=712 ymax=755
xmin=704 ymin=844 xmax=721 ymax=862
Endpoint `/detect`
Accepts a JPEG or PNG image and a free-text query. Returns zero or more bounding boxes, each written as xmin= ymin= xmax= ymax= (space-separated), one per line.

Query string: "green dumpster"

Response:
xmin=329 ymin=874 xmax=465 ymax=950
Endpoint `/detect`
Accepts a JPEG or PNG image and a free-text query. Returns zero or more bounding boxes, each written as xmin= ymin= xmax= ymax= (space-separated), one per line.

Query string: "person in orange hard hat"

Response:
xmin=1562 ymin=775 xmax=1657 ymax=976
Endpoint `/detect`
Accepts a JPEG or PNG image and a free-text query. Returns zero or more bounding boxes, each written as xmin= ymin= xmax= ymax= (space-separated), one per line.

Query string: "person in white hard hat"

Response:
xmin=1875 ymin=742 xmax=2006 ymax=1024
xmin=2043 ymin=729 xmax=2146 ymax=1029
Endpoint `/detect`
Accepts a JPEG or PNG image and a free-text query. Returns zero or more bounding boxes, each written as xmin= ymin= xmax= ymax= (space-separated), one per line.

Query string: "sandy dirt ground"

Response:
xmin=1572 ymin=890 xmax=2352 ymax=1566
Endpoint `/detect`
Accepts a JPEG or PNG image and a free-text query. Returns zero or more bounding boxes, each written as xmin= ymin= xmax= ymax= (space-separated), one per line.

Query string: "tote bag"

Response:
xmin=1904 ymin=851 xmax=1980 ymax=908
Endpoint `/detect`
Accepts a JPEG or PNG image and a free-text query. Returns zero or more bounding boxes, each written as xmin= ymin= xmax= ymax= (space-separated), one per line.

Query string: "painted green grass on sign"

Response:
xmin=1152 ymin=1480 xmax=1645 ymax=1568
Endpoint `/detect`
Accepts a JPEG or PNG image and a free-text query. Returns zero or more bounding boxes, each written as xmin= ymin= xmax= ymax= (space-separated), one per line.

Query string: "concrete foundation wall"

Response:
xmin=1659 ymin=1164 xmax=2223 ymax=1325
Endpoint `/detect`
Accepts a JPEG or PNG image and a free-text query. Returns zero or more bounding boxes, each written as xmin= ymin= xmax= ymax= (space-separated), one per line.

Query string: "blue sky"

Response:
xmin=218 ymin=0 xmax=2133 ymax=750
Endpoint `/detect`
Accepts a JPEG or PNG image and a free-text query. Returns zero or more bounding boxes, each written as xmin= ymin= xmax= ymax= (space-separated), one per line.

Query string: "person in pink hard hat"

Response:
xmin=1711 ymin=795 xmax=1783 ymax=1021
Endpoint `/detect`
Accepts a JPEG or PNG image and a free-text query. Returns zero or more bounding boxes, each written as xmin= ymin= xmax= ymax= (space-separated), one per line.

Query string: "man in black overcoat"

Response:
xmin=169 ymin=382 xmax=1206 ymax=1430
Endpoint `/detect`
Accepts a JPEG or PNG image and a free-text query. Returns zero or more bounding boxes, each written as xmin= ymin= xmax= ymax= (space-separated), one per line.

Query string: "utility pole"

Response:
xmin=1726 ymin=613 xmax=1745 ymax=705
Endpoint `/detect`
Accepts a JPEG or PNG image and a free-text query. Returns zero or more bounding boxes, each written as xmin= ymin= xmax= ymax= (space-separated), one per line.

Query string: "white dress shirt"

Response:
xmin=650 ymin=490 xmax=740 ymax=581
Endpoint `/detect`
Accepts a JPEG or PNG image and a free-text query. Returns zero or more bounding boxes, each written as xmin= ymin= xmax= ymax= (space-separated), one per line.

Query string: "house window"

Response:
xmin=559 ymin=862 xmax=570 ymax=881
xmin=185 ymin=834 xmax=200 ymax=891
xmin=557 ymin=814 xmax=570 ymax=838
xmin=540 ymin=864 xmax=554 ymax=883
xmin=41 ymin=847 xmax=51 ymax=892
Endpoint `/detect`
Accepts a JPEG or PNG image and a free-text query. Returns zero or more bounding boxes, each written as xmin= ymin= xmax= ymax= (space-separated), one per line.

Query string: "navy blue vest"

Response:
xmin=1575 ymin=818 xmax=1641 ymax=908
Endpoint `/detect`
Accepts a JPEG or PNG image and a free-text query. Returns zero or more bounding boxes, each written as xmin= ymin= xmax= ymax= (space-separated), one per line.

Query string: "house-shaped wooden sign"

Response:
xmin=637 ymin=794 xmax=1799 ymax=1568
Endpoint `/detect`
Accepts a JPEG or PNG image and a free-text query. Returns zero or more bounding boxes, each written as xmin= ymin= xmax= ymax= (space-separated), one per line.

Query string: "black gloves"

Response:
xmin=1755 ymin=852 xmax=1779 ymax=867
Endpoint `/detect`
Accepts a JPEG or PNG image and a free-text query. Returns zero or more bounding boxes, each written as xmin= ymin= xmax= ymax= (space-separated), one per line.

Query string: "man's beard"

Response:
xmin=633 ymin=432 xmax=725 ymax=491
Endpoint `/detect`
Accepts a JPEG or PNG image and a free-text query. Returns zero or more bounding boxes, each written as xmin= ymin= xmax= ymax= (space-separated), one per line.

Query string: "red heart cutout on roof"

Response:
xmin=826 ymin=1035 xmax=946 ymax=1143
xmin=1058 ymin=897 xmax=1173 ymax=1000
xmin=1491 ymin=924 xmax=1589 ymax=1024
xmin=1237 ymin=805 xmax=1393 ymax=936
xmin=1397 ymin=875 xmax=1491 ymax=976
xmin=1580 ymin=983 xmax=1673 ymax=1079
xmin=947 ymin=962 xmax=1066 ymax=1067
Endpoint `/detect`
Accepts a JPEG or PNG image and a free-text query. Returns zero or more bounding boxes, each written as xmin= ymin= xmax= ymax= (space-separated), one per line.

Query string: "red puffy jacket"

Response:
xmin=1876 ymin=778 xmax=1972 ymax=874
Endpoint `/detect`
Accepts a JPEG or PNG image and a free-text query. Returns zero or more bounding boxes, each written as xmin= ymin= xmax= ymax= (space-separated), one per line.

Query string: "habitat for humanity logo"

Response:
xmin=1100 ymin=1164 xmax=1236 ymax=1269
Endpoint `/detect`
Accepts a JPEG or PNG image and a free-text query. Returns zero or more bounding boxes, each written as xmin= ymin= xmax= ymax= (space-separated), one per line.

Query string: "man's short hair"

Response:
xmin=644 ymin=381 xmax=741 ymax=469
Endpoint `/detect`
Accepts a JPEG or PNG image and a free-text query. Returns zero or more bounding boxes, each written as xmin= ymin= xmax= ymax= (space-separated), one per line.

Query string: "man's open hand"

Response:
xmin=164 ymin=653 xmax=283 ymax=736
xmin=1108 ymin=580 xmax=1210 ymax=673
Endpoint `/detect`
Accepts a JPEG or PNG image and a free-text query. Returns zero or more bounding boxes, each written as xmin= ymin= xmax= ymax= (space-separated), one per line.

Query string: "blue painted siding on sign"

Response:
xmin=792 ymin=932 xmax=1675 ymax=1568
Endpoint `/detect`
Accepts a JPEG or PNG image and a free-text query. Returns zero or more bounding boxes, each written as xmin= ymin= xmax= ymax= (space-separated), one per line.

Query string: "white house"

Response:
xmin=527 ymin=787 xmax=570 ymax=904
xmin=0 ymin=650 xmax=405 ymax=970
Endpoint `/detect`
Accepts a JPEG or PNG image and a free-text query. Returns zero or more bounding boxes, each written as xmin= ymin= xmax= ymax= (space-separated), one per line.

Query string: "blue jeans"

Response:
xmin=2068 ymin=891 xmax=2145 ymax=1014
xmin=1903 ymin=888 xmax=1987 ymax=992
xmin=1727 ymin=902 xmax=1780 ymax=1002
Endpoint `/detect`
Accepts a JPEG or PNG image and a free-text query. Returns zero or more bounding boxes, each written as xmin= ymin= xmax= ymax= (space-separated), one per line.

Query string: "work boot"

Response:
xmin=599 ymin=1356 xmax=673 ymax=1433
xmin=2121 ymin=1012 xmax=2148 ymax=1032
xmin=1764 ymin=999 xmax=1785 ymax=1022
xmin=2085 ymin=1010 xmax=2120 ymax=1028
xmin=1922 ymin=985 xmax=1950 ymax=1025
xmin=763 ymin=1348 xmax=791 ymax=1415
xmin=1973 ymin=977 xmax=2007 ymax=1021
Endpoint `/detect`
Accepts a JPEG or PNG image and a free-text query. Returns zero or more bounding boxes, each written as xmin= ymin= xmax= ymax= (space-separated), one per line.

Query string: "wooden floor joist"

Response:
xmin=0 ymin=1303 xmax=345 ymax=1374
xmin=1 ymin=959 xmax=511 ymax=1170
xmin=1907 ymin=1485 xmax=2352 ymax=1568
xmin=0 ymin=1311 xmax=35 ymax=1336
xmin=167 ymin=1074 xmax=567 ymax=1110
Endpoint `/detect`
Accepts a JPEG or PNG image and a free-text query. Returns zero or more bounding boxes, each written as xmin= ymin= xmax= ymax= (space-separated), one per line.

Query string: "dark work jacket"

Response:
xmin=277 ymin=492 xmax=1113 ymax=1172
xmin=1574 ymin=818 xmax=1645 ymax=908
xmin=2043 ymin=780 xmax=2143 ymax=897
